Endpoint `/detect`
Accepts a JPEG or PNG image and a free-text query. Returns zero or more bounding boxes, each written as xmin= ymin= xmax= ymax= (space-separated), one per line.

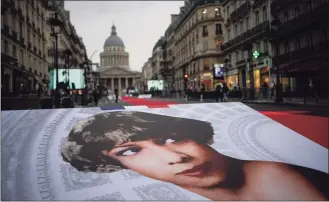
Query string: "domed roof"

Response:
xmin=104 ymin=24 xmax=125 ymax=48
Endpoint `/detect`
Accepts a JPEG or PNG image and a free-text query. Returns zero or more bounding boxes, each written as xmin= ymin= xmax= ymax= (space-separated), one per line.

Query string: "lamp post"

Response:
xmin=64 ymin=49 xmax=72 ymax=92
xmin=224 ymin=58 xmax=230 ymax=84
xmin=271 ymin=16 xmax=283 ymax=103
xmin=48 ymin=12 xmax=62 ymax=108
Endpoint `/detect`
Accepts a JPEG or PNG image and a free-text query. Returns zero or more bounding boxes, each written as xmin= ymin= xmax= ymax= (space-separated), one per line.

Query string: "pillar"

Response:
xmin=125 ymin=77 xmax=129 ymax=88
xmin=118 ymin=77 xmax=121 ymax=96
xmin=111 ymin=77 xmax=114 ymax=92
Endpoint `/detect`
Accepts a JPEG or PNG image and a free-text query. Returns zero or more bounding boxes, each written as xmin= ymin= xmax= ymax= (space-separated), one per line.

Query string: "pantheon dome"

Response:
xmin=100 ymin=24 xmax=129 ymax=69
xmin=98 ymin=23 xmax=140 ymax=96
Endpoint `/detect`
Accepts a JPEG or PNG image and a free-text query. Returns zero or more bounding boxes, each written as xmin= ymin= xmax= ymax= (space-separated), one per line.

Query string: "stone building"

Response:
xmin=1 ymin=0 xmax=87 ymax=96
xmin=141 ymin=58 xmax=153 ymax=91
xmin=270 ymin=0 xmax=328 ymax=98
xmin=221 ymin=0 xmax=273 ymax=90
xmin=2 ymin=0 xmax=49 ymax=95
xmin=171 ymin=0 xmax=225 ymax=92
xmin=98 ymin=24 xmax=140 ymax=95
xmin=46 ymin=1 xmax=87 ymax=90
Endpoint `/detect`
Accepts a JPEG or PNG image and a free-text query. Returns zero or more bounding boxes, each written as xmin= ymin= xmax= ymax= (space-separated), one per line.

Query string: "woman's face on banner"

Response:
xmin=103 ymin=137 xmax=225 ymax=188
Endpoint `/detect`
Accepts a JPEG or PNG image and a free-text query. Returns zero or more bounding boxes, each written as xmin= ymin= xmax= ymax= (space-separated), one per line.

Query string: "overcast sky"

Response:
xmin=65 ymin=1 xmax=184 ymax=71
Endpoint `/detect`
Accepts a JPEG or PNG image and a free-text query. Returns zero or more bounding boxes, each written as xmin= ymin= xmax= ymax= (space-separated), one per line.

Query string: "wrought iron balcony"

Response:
xmin=273 ymin=42 xmax=327 ymax=65
xmin=230 ymin=1 xmax=251 ymax=22
xmin=276 ymin=4 xmax=328 ymax=38
xmin=221 ymin=21 xmax=270 ymax=52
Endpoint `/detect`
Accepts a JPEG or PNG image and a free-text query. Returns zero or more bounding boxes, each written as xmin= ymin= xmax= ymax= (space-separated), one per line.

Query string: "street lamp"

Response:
xmin=64 ymin=49 xmax=72 ymax=91
xmin=224 ymin=58 xmax=230 ymax=84
xmin=271 ymin=16 xmax=283 ymax=103
xmin=48 ymin=12 xmax=62 ymax=108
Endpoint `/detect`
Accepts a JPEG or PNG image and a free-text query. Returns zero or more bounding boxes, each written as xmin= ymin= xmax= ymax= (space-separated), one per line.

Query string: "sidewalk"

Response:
xmin=242 ymin=98 xmax=328 ymax=108
xmin=151 ymin=96 xmax=328 ymax=108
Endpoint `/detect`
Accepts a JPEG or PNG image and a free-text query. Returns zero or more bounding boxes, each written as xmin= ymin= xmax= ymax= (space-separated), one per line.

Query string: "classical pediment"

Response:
xmin=99 ymin=66 xmax=138 ymax=77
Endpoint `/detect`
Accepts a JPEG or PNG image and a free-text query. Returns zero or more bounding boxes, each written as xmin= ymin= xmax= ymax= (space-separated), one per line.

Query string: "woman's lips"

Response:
xmin=176 ymin=162 xmax=211 ymax=177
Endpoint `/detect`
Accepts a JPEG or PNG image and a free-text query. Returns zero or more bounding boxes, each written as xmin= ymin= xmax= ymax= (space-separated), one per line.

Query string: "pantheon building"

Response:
xmin=98 ymin=24 xmax=140 ymax=95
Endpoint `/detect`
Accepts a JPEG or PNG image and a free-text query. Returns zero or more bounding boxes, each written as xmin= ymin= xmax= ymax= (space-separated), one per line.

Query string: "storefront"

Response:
xmin=260 ymin=66 xmax=270 ymax=85
xmin=226 ymin=74 xmax=239 ymax=89
xmin=200 ymin=72 xmax=213 ymax=91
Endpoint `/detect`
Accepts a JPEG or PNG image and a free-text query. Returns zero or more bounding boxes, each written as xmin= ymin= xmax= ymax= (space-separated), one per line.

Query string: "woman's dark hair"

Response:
xmin=61 ymin=111 xmax=214 ymax=173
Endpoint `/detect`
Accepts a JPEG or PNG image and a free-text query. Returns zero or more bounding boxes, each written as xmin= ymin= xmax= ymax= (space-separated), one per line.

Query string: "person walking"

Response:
xmin=222 ymin=82 xmax=229 ymax=102
xmin=114 ymin=88 xmax=119 ymax=103
xmin=215 ymin=84 xmax=223 ymax=102
xmin=93 ymin=89 xmax=99 ymax=106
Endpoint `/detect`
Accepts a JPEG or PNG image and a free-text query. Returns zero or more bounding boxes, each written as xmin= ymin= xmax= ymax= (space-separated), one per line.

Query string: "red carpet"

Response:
xmin=121 ymin=97 xmax=328 ymax=148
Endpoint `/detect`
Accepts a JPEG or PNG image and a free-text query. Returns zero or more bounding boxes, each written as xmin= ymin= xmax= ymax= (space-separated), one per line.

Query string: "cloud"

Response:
xmin=65 ymin=1 xmax=184 ymax=71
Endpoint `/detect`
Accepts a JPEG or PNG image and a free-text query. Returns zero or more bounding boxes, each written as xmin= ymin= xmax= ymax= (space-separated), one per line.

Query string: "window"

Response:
xmin=285 ymin=42 xmax=289 ymax=53
xmin=4 ymin=40 xmax=9 ymax=54
xmin=20 ymin=50 xmax=24 ymax=64
xmin=308 ymin=0 xmax=313 ymax=11
xmin=294 ymin=38 xmax=300 ymax=50
xmin=246 ymin=17 xmax=249 ymax=30
xmin=13 ymin=45 xmax=17 ymax=58
xmin=216 ymin=39 xmax=222 ymax=49
xmin=262 ymin=6 xmax=267 ymax=21
xmin=240 ymin=21 xmax=243 ymax=33
xmin=256 ymin=42 xmax=261 ymax=51
xmin=283 ymin=12 xmax=288 ymax=22
xmin=203 ymin=41 xmax=208 ymax=50
xmin=308 ymin=34 xmax=313 ymax=46
xmin=215 ymin=7 xmax=221 ymax=18
xmin=204 ymin=58 xmax=209 ymax=69
xmin=227 ymin=29 xmax=231 ymax=40
xmin=19 ymin=22 xmax=23 ymax=37
xmin=294 ymin=6 xmax=300 ymax=17
xmin=202 ymin=9 xmax=208 ymax=20
xmin=3 ymin=12 xmax=8 ymax=26
xmin=12 ymin=15 xmax=16 ymax=32
xmin=226 ymin=6 xmax=230 ymax=19
xmin=255 ymin=11 xmax=260 ymax=25
xmin=202 ymin=25 xmax=208 ymax=37
xmin=215 ymin=24 xmax=222 ymax=35
xmin=235 ymin=24 xmax=238 ymax=36
xmin=264 ymin=41 xmax=268 ymax=52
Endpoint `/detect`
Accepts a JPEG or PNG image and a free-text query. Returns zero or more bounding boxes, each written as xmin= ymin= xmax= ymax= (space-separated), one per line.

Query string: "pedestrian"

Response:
xmin=215 ymin=84 xmax=222 ymax=102
xmin=222 ymin=82 xmax=229 ymax=102
xmin=93 ymin=89 xmax=99 ymax=106
xmin=114 ymin=88 xmax=119 ymax=103
xmin=262 ymin=81 xmax=268 ymax=99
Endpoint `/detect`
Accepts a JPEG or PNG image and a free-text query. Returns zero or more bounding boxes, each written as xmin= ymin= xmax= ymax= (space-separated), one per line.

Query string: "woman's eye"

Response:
xmin=165 ymin=138 xmax=176 ymax=144
xmin=116 ymin=148 xmax=141 ymax=156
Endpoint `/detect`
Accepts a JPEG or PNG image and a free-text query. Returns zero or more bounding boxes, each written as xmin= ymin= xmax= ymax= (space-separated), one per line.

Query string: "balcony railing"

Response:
xmin=277 ymin=4 xmax=328 ymax=37
xmin=230 ymin=1 xmax=251 ymax=22
xmin=253 ymin=0 xmax=268 ymax=9
xmin=221 ymin=21 xmax=270 ymax=52
xmin=273 ymin=42 xmax=327 ymax=65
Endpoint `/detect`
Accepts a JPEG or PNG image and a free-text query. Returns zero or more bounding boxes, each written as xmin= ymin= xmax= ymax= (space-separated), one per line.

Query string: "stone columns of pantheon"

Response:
xmin=111 ymin=77 xmax=114 ymax=91
xmin=125 ymin=77 xmax=128 ymax=88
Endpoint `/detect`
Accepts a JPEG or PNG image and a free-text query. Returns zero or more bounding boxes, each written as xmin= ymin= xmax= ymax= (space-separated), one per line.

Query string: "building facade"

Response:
xmin=151 ymin=37 xmax=164 ymax=80
xmin=141 ymin=58 xmax=153 ymax=92
xmin=221 ymin=0 xmax=273 ymax=91
xmin=270 ymin=0 xmax=328 ymax=98
xmin=98 ymin=24 xmax=140 ymax=95
xmin=172 ymin=0 xmax=225 ymax=92
xmin=2 ymin=0 xmax=49 ymax=96
xmin=1 ymin=0 xmax=87 ymax=96
xmin=46 ymin=1 xmax=87 ymax=91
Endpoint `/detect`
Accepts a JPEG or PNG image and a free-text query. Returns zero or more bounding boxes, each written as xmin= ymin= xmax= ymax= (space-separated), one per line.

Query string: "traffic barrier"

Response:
xmin=138 ymin=94 xmax=152 ymax=99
